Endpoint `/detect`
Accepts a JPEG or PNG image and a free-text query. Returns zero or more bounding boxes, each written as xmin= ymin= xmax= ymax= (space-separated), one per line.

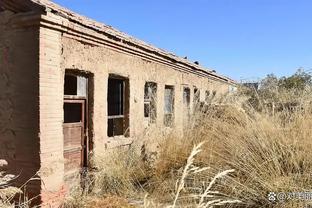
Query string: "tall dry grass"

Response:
xmin=65 ymin=87 xmax=312 ymax=207
xmin=64 ymin=146 xmax=149 ymax=208
xmin=150 ymin=90 xmax=312 ymax=207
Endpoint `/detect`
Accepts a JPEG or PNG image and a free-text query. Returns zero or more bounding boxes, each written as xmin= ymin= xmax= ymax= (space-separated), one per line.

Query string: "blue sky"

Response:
xmin=53 ymin=0 xmax=312 ymax=81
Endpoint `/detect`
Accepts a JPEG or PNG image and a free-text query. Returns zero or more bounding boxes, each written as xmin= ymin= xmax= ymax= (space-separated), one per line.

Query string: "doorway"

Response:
xmin=63 ymin=73 xmax=89 ymax=178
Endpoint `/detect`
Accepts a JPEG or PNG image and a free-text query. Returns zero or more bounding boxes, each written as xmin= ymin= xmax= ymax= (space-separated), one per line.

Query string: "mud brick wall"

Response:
xmin=60 ymin=36 xmax=230 ymax=153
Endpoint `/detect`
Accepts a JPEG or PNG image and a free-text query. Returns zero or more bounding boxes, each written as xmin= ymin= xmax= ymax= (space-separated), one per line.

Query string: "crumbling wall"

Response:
xmin=60 ymin=36 xmax=232 ymax=151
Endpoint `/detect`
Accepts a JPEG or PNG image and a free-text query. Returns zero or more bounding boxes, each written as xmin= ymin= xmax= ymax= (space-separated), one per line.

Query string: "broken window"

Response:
xmin=107 ymin=75 xmax=129 ymax=137
xmin=64 ymin=103 xmax=83 ymax=123
xmin=144 ymin=82 xmax=157 ymax=124
xmin=64 ymin=74 xmax=87 ymax=97
xmin=108 ymin=78 xmax=124 ymax=116
xmin=194 ymin=87 xmax=200 ymax=104
xmin=164 ymin=85 xmax=174 ymax=127
xmin=183 ymin=87 xmax=191 ymax=123
xmin=183 ymin=87 xmax=190 ymax=108
xmin=193 ymin=87 xmax=201 ymax=111
xmin=63 ymin=73 xmax=88 ymax=124
xmin=212 ymin=91 xmax=217 ymax=98
xmin=64 ymin=75 xmax=77 ymax=95
xmin=205 ymin=90 xmax=210 ymax=103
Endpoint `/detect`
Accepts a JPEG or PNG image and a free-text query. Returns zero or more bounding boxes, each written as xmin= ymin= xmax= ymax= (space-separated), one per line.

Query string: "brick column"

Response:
xmin=39 ymin=26 xmax=66 ymax=207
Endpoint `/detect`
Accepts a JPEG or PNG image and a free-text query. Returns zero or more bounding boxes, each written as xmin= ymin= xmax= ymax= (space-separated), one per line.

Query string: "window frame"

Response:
xmin=164 ymin=85 xmax=175 ymax=127
xmin=205 ymin=90 xmax=211 ymax=103
xmin=107 ymin=75 xmax=130 ymax=137
xmin=144 ymin=82 xmax=157 ymax=124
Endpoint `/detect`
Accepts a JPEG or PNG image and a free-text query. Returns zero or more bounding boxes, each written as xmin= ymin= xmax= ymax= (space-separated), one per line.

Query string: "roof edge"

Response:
xmin=1 ymin=0 xmax=236 ymax=84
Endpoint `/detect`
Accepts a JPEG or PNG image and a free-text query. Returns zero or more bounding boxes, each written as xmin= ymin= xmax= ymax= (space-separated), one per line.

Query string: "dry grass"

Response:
xmin=0 ymin=160 xmax=21 ymax=208
xmin=89 ymin=146 xmax=149 ymax=197
xmin=168 ymin=142 xmax=241 ymax=208
xmin=64 ymin=146 xmax=149 ymax=208
xmin=87 ymin=195 xmax=136 ymax=208
xmin=64 ymin=193 xmax=135 ymax=208
xmin=149 ymin=91 xmax=312 ymax=207
xmin=0 ymin=160 xmax=39 ymax=208
xmin=0 ymin=162 xmax=24 ymax=208
xmin=65 ymin=87 xmax=312 ymax=207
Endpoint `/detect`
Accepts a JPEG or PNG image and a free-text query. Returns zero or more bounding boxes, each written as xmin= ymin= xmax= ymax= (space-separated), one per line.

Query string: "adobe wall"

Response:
xmin=37 ymin=11 xmax=232 ymax=207
xmin=60 ymin=37 xmax=231 ymax=150
xmin=0 ymin=10 xmax=41 ymax=200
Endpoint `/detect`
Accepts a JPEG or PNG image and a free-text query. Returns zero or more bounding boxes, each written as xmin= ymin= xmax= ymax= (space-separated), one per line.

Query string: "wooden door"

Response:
xmin=63 ymin=99 xmax=86 ymax=178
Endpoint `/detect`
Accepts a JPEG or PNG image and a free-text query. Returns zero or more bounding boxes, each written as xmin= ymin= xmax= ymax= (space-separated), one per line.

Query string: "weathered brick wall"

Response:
xmin=0 ymin=10 xmax=41 ymax=200
xmin=38 ymin=26 xmax=66 ymax=207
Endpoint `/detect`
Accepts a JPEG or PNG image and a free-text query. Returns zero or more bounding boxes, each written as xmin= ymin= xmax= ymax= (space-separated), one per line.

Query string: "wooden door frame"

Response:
xmin=63 ymin=98 xmax=88 ymax=169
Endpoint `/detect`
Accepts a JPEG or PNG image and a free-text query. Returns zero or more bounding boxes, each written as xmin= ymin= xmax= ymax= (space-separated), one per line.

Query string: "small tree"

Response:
xmin=278 ymin=68 xmax=312 ymax=91
xmin=259 ymin=74 xmax=279 ymax=101
xmin=241 ymin=69 xmax=312 ymax=113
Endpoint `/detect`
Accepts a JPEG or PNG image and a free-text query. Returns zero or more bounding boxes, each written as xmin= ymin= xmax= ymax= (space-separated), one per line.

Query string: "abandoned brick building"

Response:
xmin=0 ymin=0 xmax=236 ymax=206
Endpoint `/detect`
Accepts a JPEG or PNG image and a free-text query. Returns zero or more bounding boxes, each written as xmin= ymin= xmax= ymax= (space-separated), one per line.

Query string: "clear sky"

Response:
xmin=53 ymin=0 xmax=312 ymax=81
